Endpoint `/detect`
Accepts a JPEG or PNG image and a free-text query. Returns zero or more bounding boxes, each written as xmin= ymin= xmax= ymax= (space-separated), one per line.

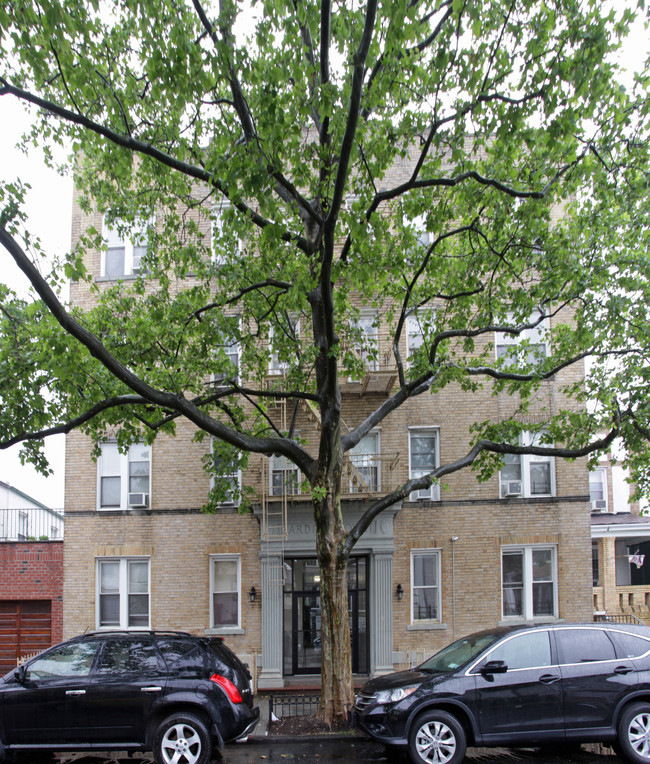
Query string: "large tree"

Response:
xmin=1 ymin=0 xmax=650 ymax=720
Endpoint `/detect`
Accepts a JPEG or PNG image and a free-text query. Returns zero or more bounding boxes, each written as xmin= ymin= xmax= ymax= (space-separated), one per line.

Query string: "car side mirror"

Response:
xmin=480 ymin=660 xmax=508 ymax=675
xmin=15 ymin=665 xmax=27 ymax=684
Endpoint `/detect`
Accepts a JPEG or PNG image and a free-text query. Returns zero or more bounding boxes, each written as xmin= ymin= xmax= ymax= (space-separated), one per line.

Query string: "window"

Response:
xmin=98 ymin=441 xmax=151 ymax=510
xmin=499 ymin=431 xmax=554 ymax=498
xmin=213 ymin=332 xmax=240 ymax=386
xmin=592 ymin=541 xmax=600 ymax=587
xmin=102 ymin=217 xmax=150 ymax=278
xmin=97 ymin=558 xmax=150 ymax=629
xmin=412 ymin=213 xmax=431 ymax=249
xmin=270 ymin=452 xmax=301 ymax=496
xmin=212 ymin=199 xmax=242 ymax=265
xmin=211 ymin=439 xmax=241 ymax=506
xmin=351 ymin=312 xmax=379 ymax=372
xmin=406 ymin=310 xmax=435 ymax=367
xmin=349 ymin=432 xmax=380 ymax=493
xmin=484 ymin=630 xmax=552 ymax=670
xmin=589 ymin=467 xmax=608 ymax=512
xmin=556 ymin=628 xmax=616 ymax=664
xmin=495 ymin=309 xmax=549 ymax=365
xmin=268 ymin=317 xmax=300 ymax=375
xmin=95 ymin=638 xmax=164 ymax=674
xmin=409 ymin=428 xmax=439 ymax=500
xmin=501 ymin=545 xmax=557 ymax=620
xmin=26 ymin=642 xmax=100 ymax=680
xmin=411 ymin=550 xmax=441 ymax=622
xmin=211 ymin=555 xmax=240 ymax=629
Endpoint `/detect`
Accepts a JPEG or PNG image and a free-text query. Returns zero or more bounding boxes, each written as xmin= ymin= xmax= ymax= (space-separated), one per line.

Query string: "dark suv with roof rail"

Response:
xmin=355 ymin=622 xmax=650 ymax=764
xmin=0 ymin=630 xmax=259 ymax=764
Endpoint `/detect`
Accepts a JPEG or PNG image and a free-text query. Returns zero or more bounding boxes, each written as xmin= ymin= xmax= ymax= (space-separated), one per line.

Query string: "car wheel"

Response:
xmin=153 ymin=712 xmax=212 ymax=764
xmin=408 ymin=710 xmax=467 ymax=764
xmin=617 ymin=703 xmax=650 ymax=763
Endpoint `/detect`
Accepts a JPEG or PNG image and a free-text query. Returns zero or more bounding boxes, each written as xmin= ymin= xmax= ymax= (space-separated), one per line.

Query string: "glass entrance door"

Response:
xmin=283 ymin=557 xmax=369 ymax=676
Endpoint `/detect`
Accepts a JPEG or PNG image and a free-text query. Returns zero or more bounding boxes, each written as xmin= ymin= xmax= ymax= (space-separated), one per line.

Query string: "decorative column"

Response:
xmin=370 ymin=550 xmax=394 ymax=675
xmin=257 ymin=553 xmax=284 ymax=688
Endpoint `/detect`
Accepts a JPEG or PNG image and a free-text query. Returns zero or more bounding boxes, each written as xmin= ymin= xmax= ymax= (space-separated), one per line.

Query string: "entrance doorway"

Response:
xmin=283 ymin=557 xmax=369 ymax=675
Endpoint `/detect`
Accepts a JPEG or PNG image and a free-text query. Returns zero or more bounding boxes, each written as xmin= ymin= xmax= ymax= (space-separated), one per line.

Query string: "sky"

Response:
xmin=0 ymin=5 xmax=647 ymax=510
xmin=0 ymin=99 xmax=71 ymax=507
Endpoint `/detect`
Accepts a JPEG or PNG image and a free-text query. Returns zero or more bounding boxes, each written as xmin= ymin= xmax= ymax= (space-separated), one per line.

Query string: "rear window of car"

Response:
xmin=157 ymin=638 xmax=207 ymax=674
xmin=608 ymin=630 xmax=650 ymax=659
xmin=556 ymin=628 xmax=616 ymax=664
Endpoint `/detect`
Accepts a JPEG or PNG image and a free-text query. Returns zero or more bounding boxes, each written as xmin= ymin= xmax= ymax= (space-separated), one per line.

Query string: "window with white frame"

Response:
xmin=406 ymin=310 xmax=435 ymax=367
xmin=211 ymin=198 xmax=242 ymax=265
xmin=270 ymin=452 xmax=301 ymax=496
xmin=406 ymin=312 xmax=424 ymax=359
xmin=499 ymin=431 xmax=554 ymax=498
xmin=211 ymin=439 xmax=241 ymax=506
xmin=268 ymin=317 xmax=300 ymax=375
xmin=98 ymin=441 xmax=151 ymax=510
xmin=411 ymin=550 xmax=441 ymax=622
xmin=213 ymin=330 xmax=240 ymax=386
xmin=589 ymin=467 xmax=608 ymax=512
xmin=97 ymin=558 xmax=150 ymax=628
xmin=211 ymin=555 xmax=241 ymax=628
xmin=495 ymin=309 xmax=549 ymax=365
xmin=412 ymin=212 xmax=431 ymax=249
xmin=409 ymin=428 xmax=439 ymax=500
xmin=501 ymin=545 xmax=557 ymax=620
xmin=351 ymin=311 xmax=379 ymax=372
xmin=349 ymin=431 xmax=380 ymax=493
xmin=102 ymin=217 xmax=150 ymax=278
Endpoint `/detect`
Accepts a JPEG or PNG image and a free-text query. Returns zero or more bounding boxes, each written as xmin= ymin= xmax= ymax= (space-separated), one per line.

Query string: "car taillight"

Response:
xmin=210 ymin=673 xmax=243 ymax=703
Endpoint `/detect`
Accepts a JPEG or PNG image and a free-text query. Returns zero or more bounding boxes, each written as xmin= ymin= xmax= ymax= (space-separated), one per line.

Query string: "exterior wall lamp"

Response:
xmin=248 ymin=586 xmax=257 ymax=603
xmin=396 ymin=583 xmax=404 ymax=601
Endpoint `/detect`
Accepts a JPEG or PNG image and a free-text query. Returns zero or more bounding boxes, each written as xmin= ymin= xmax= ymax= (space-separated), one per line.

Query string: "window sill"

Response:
xmin=406 ymin=622 xmax=447 ymax=631
xmin=205 ymin=627 xmax=246 ymax=636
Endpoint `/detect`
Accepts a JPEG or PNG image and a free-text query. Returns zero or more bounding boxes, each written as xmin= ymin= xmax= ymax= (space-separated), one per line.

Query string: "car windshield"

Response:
xmin=419 ymin=632 xmax=501 ymax=673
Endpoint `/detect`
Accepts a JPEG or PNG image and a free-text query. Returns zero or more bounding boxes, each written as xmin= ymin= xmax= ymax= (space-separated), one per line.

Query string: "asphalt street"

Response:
xmin=52 ymin=738 xmax=625 ymax=764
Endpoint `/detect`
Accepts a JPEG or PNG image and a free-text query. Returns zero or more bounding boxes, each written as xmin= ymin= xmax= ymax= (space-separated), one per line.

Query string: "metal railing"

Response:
xmin=594 ymin=612 xmax=645 ymax=625
xmin=268 ymin=693 xmax=321 ymax=719
xmin=0 ymin=507 xmax=64 ymax=541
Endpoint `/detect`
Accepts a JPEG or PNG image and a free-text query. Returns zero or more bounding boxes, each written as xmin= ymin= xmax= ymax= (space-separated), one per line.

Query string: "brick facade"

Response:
xmin=63 ymin=159 xmax=594 ymax=688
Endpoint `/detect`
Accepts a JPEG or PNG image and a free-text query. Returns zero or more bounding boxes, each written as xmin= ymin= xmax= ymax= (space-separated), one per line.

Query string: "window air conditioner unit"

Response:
xmin=128 ymin=492 xmax=149 ymax=508
xmin=504 ymin=481 xmax=523 ymax=497
xmin=591 ymin=499 xmax=607 ymax=512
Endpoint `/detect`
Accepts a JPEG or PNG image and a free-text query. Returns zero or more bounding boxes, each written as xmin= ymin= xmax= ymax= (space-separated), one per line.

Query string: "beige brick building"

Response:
xmin=63 ymin=170 xmax=595 ymax=690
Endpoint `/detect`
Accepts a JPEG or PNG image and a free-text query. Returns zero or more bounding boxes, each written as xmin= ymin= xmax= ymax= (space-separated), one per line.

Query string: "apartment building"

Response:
xmin=63 ymin=177 xmax=594 ymax=690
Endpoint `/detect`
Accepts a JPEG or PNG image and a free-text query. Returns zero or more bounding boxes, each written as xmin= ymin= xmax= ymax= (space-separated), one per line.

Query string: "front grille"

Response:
xmin=354 ymin=691 xmax=375 ymax=712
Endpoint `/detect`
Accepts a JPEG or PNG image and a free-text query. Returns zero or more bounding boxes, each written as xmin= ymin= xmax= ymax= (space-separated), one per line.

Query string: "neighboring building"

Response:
xmin=63 ymin=179 xmax=594 ymax=689
xmin=0 ymin=481 xmax=64 ymax=673
xmin=591 ymin=449 xmax=650 ymax=623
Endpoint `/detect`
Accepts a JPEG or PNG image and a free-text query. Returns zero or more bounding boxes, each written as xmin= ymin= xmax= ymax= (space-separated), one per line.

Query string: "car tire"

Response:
xmin=153 ymin=712 xmax=213 ymax=764
xmin=617 ymin=703 xmax=650 ymax=763
xmin=408 ymin=710 xmax=467 ymax=764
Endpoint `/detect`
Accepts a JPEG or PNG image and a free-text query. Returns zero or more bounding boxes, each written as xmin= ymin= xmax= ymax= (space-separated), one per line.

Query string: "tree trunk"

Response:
xmin=314 ymin=490 xmax=353 ymax=723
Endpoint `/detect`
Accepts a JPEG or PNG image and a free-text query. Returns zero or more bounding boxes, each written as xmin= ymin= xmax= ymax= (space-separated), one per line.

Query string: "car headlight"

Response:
xmin=374 ymin=685 xmax=418 ymax=704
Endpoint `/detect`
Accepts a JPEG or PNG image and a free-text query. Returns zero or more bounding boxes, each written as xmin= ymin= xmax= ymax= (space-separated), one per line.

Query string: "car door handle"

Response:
xmin=141 ymin=686 xmax=163 ymax=693
xmin=614 ymin=666 xmax=634 ymax=675
xmin=65 ymin=690 xmax=86 ymax=696
xmin=538 ymin=674 xmax=561 ymax=684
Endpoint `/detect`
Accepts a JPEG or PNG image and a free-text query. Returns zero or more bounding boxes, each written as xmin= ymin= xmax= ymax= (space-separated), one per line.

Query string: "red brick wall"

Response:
xmin=0 ymin=542 xmax=64 ymax=645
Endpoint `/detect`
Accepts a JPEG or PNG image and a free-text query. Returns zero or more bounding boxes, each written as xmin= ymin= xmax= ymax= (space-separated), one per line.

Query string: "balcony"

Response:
xmin=252 ymin=452 xmax=408 ymax=503
xmin=0 ymin=507 xmax=64 ymax=541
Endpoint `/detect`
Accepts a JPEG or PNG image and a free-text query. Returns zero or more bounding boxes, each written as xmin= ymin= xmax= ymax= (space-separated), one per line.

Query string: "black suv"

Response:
xmin=355 ymin=622 xmax=650 ymax=764
xmin=0 ymin=630 xmax=259 ymax=764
